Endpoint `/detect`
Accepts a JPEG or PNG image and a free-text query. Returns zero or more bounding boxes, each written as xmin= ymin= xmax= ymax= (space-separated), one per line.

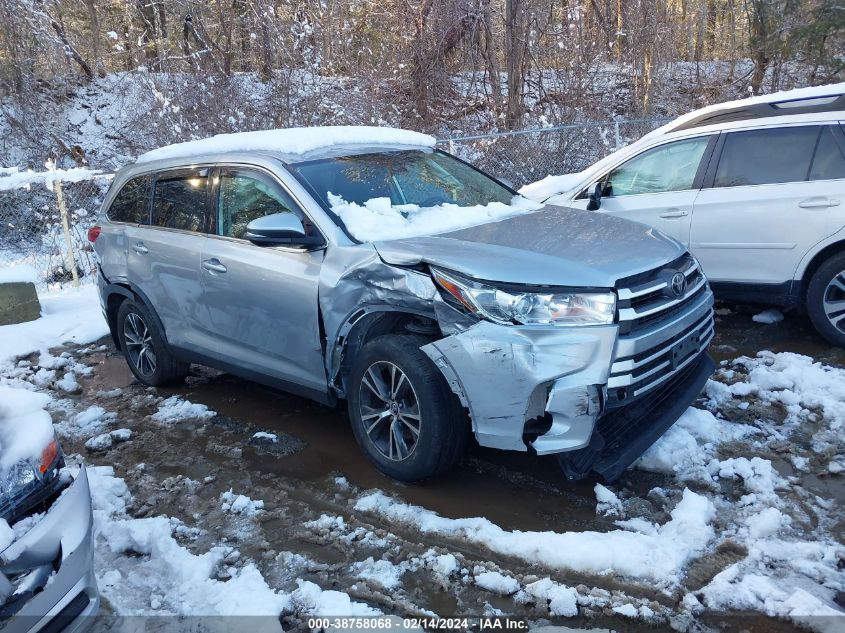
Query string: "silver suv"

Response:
xmin=91 ymin=127 xmax=715 ymax=482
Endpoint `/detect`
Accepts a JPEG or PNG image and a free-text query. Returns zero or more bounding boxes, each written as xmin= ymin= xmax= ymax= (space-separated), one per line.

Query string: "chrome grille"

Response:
xmin=616 ymin=255 xmax=708 ymax=335
xmin=608 ymin=255 xmax=715 ymax=407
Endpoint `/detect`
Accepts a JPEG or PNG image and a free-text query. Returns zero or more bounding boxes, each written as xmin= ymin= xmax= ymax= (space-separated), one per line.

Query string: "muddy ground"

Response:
xmin=43 ymin=304 xmax=845 ymax=632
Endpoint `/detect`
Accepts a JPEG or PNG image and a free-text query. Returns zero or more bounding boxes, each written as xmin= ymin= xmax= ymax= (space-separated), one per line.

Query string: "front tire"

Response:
xmin=806 ymin=252 xmax=845 ymax=347
xmin=116 ymin=299 xmax=189 ymax=386
xmin=347 ymin=335 xmax=468 ymax=482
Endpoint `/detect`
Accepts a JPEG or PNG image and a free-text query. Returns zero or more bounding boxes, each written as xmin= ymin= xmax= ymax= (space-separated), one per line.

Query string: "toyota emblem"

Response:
xmin=670 ymin=272 xmax=687 ymax=298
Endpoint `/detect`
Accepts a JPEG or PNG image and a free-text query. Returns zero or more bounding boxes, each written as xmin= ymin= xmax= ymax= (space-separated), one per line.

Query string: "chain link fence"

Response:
xmin=437 ymin=117 xmax=671 ymax=188
xmin=0 ymin=171 xmax=113 ymax=290
xmin=0 ymin=117 xmax=668 ymax=289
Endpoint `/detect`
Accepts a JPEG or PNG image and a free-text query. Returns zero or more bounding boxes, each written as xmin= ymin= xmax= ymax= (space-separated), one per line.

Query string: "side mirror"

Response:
xmin=586 ymin=182 xmax=602 ymax=211
xmin=245 ymin=213 xmax=319 ymax=247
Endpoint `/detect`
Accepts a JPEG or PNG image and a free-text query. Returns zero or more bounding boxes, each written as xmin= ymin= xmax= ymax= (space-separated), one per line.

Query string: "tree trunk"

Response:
xmin=81 ymin=0 xmax=102 ymax=77
xmin=504 ymin=0 xmax=527 ymax=129
xmin=49 ymin=15 xmax=94 ymax=80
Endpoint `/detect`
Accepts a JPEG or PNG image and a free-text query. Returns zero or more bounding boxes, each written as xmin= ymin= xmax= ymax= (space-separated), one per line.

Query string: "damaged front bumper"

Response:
xmin=1 ymin=468 xmax=99 ymax=633
xmin=422 ymin=321 xmax=618 ymax=453
xmin=422 ymin=287 xmax=715 ymax=480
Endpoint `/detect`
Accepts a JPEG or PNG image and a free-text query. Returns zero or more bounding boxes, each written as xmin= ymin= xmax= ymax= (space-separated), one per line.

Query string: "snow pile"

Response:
xmin=752 ymin=309 xmax=784 ymax=324
xmin=221 ymin=489 xmax=264 ymax=516
xmin=594 ymin=484 xmax=624 ymax=517
xmin=84 ymin=428 xmax=132 ymax=452
xmin=0 ymin=265 xmax=39 ymax=285
xmin=329 ymin=193 xmax=543 ymax=242
xmin=706 ymin=351 xmax=845 ymax=455
xmin=289 ymin=579 xmax=379 ymax=617
xmin=517 ymin=578 xmax=579 ymax=617
xmin=55 ymin=405 xmax=117 ymax=438
xmin=350 ymin=557 xmax=405 ymax=590
xmin=252 ymin=432 xmax=278 ymax=442
xmin=150 ymin=396 xmax=216 ymax=423
xmin=137 ymin=126 xmax=436 ymax=163
xmin=519 ymin=173 xmax=585 ymax=202
xmin=474 ymin=570 xmax=520 ymax=595
xmin=87 ymin=466 xmax=376 ymax=624
xmin=0 ymin=285 xmax=109 ymax=369
xmin=0 ymin=385 xmax=54 ymax=471
xmin=354 ymin=488 xmax=716 ymax=585
xmin=636 ymin=407 xmax=755 ymax=482
xmin=691 ymin=530 xmax=845 ymax=626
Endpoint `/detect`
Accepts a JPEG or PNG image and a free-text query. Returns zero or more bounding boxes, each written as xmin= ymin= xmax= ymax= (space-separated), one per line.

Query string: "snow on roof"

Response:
xmin=136 ymin=126 xmax=437 ymax=164
xmin=644 ymin=81 xmax=845 ymax=141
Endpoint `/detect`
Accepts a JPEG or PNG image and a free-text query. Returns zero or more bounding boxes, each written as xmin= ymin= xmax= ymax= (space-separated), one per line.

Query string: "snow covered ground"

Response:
xmin=0 ymin=284 xmax=842 ymax=632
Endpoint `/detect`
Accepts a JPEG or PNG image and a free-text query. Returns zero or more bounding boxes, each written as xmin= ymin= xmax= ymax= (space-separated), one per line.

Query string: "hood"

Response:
xmin=374 ymin=205 xmax=685 ymax=287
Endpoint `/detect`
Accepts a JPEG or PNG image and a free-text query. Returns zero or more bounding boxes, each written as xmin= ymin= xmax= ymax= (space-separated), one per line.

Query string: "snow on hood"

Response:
xmin=329 ymin=193 xmax=544 ymax=242
xmin=0 ymin=385 xmax=54 ymax=472
xmin=137 ymin=126 xmax=436 ymax=163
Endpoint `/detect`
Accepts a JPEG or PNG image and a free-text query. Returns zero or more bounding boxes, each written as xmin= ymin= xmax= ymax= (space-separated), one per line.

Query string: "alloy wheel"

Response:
xmin=123 ymin=312 xmax=157 ymax=376
xmin=823 ymin=271 xmax=845 ymax=334
xmin=358 ymin=361 xmax=421 ymax=461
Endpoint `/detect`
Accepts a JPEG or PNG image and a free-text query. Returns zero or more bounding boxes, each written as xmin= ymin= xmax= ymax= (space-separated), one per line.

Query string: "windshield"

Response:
xmin=291 ymin=150 xmax=514 ymax=209
xmin=289 ymin=150 xmax=540 ymax=242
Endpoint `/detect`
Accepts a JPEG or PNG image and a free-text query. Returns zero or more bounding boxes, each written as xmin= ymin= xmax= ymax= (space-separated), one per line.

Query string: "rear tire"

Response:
xmin=806 ymin=252 xmax=845 ymax=347
xmin=116 ymin=299 xmax=189 ymax=386
xmin=347 ymin=335 xmax=468 ymax=482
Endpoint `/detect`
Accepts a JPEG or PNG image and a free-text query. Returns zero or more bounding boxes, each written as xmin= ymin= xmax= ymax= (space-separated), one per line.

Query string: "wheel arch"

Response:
xmin=797 ymin=239 xmax=845 ymax=306
xmin=329 ymin=307 xmax=440 ymax=398
xmin=102 ymin=282 xmax=171 ymax=351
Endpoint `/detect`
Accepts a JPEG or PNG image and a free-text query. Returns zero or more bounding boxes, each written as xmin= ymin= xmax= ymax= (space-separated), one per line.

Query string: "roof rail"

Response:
xmin=670 ymin=92 xmax=845 ymax=133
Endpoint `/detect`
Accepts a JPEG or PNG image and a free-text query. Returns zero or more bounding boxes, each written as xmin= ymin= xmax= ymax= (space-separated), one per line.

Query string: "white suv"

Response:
xmin=522 ymin=84 xmax=845 ymax=346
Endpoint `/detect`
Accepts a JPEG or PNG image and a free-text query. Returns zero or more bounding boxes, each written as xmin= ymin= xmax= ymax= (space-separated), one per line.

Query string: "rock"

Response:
xmin=0 ymin=282 xmax=40 ymax=326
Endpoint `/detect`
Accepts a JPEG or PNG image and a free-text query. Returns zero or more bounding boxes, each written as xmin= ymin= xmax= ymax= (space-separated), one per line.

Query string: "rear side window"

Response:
xmin=809 ymin=127 xmax=845 ymax=181
xmin=714 ymin=127 xmax=819 ymax=187
xmin=152 ymin=171 xmax=209 ymax=232
xmin=107 ymin=176 xmax=149 ymax=224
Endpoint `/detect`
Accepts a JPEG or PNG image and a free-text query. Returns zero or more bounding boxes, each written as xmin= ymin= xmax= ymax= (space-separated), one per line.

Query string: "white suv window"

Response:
xmin=809 ymin=126 xmax=845 ymax=181
xmin=603 ymin=136 xmax=710 ymax=197
xmin=714 ymin=126 xmax=819 ymax=187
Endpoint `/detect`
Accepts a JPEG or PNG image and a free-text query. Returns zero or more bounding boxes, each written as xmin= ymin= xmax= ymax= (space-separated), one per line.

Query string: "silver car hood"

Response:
xmin=373 ymin=205 xmax=685 ymax=287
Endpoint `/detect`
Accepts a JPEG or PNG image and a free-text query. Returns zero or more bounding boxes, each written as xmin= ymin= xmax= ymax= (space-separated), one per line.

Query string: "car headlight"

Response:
xmin=0 ymin=439 xmax=62 ymax=502
xmin=432 ymin=268 xmax=616 ymax=326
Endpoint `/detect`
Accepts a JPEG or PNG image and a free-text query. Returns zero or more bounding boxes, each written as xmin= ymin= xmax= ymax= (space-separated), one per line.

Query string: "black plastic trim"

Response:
xmin=709 ymin=280 xmax=799 ymax=307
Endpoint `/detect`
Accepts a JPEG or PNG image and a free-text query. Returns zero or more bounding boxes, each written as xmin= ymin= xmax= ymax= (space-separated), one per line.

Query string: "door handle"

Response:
xmin=132 ymin=242 xmax=149 ymax=255
xmin=659 ymin=209 xmax=689 ymax=218
xmin=202 ymin=259 xmax=227 ymax=274
xmin=799 ymin=197 xmax=838 ymax=209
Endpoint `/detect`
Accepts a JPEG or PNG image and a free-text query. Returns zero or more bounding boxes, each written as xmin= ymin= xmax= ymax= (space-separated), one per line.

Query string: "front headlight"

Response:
xmin=432 ymin=268 xmax=616 ymax=326
xmin=0 ymin=439 xmax=62 ymax=503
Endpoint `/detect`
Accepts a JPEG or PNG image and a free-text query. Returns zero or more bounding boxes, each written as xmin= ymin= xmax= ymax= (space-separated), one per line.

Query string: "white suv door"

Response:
xmin=568 ymin=135 xmax=714 ymax=244
xmin=690 ymin=124 xmax=845 ymax=285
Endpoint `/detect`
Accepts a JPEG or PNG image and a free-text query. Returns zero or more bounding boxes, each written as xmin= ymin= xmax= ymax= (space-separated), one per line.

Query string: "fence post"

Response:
xmin=614 ymin=121 xmax=621 ymax=150
xmin=448 ymin=139 xmax=456 ymax=156
xmin=53 ymin=175 xmax=80 ymax=288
